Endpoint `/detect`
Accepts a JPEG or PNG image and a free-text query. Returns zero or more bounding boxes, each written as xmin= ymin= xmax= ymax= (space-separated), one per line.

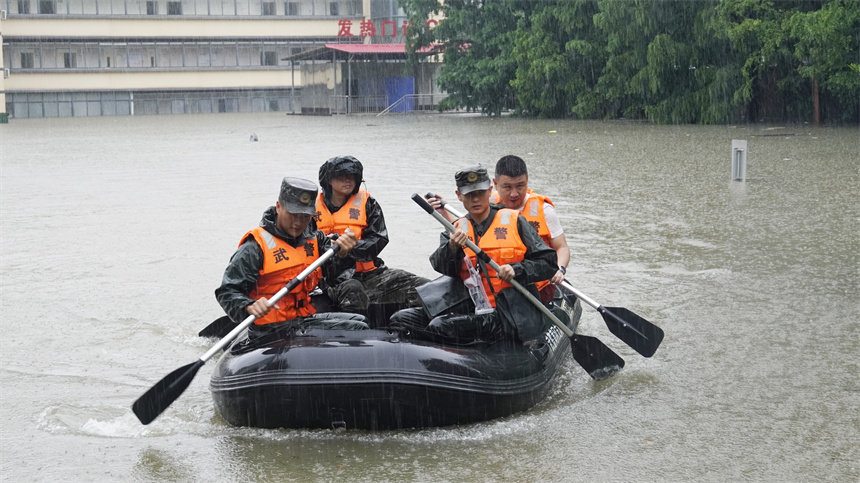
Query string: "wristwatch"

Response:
xmin=558 ymin=265 xmax=566 ymax=275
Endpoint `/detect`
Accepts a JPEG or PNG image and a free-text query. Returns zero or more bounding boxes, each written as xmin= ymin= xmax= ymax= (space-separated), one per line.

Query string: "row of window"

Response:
xmin=6 ymin=42 xmax=325 ymax=70
xmin=5 ymin=89 xmax=300 ymax=117
xmin=3 ymin=0 xmax=361 ymax=16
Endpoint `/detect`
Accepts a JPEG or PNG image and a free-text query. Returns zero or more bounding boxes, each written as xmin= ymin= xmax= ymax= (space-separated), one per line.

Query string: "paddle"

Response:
xmin=558 ymin=282 xmax=663 ymax=358
xmin=198 ymin=315 xmax=234 ymax=338
xmin=426 ymin=192 xmax=664 ymax=358
xmin=132 ymin=245 xmax=340 ymax=425
xmin=412 ymin=193 xmax=623 ymax=380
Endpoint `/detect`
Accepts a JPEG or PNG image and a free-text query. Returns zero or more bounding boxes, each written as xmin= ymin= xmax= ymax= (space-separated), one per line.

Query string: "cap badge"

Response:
xmin=467 ymin=172 xmax=478 ymax=182
xmin=299 ymin=192 xmax=312 ymax=204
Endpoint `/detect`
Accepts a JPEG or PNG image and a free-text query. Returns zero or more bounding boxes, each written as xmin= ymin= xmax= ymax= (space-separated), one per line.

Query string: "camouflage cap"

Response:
xmin=278 ymin=177 xmax=318 ymax=215
xmin=454 ymin=164 xmax=492 ymax=195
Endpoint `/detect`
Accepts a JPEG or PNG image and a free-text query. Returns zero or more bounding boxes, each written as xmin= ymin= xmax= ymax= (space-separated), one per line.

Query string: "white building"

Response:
xmin=0 ymin=0 xmax=440 ymax=121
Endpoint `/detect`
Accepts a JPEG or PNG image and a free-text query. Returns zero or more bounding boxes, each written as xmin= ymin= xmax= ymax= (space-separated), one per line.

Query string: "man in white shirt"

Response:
xmin=490 ymin=155 xmax=570 ymax=294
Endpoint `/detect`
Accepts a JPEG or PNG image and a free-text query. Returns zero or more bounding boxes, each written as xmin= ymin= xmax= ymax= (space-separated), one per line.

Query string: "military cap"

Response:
xmin=455 ymin=164 xmax=492 ymax=195
xmin=278 ymin=177 xmax=318 ymax=215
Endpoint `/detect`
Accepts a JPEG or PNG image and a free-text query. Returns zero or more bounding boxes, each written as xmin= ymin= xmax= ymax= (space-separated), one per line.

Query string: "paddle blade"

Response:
xmin=132 ymin=359 xmax=205 ymax=425
xmin=601 ymin=307 xmax=664 ymax=358
xmin=198 ymin=315 xmax=236 ymax=338
xmin=569 ymin=334 xmax=625 ymax=380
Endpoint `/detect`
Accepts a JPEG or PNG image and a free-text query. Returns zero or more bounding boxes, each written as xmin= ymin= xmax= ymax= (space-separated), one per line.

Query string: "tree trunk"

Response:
xmin=813 ymin=76 xmax=820 ymax=127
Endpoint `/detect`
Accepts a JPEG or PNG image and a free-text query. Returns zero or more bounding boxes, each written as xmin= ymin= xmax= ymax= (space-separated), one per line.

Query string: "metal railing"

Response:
xmin=377 ymin=93 xmax=447 ymax=116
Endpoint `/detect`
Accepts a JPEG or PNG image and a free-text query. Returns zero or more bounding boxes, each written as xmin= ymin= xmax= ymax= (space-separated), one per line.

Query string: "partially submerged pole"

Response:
xmin=732 ymin=139 xmax=747 ymax=181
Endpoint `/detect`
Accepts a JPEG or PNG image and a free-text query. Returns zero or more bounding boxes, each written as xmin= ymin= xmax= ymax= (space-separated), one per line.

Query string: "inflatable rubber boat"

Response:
xmin=209 ymin=294 xmax=582 ymax=430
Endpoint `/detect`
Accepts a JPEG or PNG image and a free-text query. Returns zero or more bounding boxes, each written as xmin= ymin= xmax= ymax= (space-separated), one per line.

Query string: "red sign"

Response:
xmin=338 ymin=19 xmax=438 ymax=37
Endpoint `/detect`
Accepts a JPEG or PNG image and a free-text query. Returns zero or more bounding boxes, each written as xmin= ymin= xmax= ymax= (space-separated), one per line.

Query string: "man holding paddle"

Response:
xmin=430 ymin=155 xmax=569 ymax=302
xmin=215 ymin=177 xmax=369 ymax=336
xmin=391 ymin=164 xmax=559 ymax=344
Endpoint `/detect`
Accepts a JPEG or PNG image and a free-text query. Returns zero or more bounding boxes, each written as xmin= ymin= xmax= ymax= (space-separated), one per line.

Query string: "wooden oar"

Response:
xmin=426 ymin=192 xmax=663 ymax=358
xmin=132 ymin=246 xmax=339 ymax=425
xmin=412 ymin=193 xmax=623 ymax=380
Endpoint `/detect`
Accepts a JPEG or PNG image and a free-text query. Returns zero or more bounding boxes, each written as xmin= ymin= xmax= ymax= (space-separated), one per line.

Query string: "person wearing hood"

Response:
xmin=215 ymin=177 xmax=369 ymax=337
xmin=315 ymin=155 xmax=429 ymax=324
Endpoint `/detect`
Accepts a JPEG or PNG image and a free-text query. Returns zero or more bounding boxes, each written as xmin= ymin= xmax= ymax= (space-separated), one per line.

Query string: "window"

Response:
xmin=146 ymin=1 xmax=157 ymax=14
xmin=329 ymin=1 xmax=337 ymax=15
xmin=64 ymin=52 xmax=77 ymax=68
xmin=286 ymin=1 xmax=297 ymax=15
xmin=261 ymin=51 xmax=277 ymax=66
xmin=17 ymin=0 xmax=30 ymax=14
xmin=21 ymin=53 xmax=35 ymax=69
xmin=262 ymin=2 xmax=275 ymax=15
xmin=167 ymin=1 xmax=181 ymax=14
xmin=38 ymin=0 xmax=55 ymax=13
xmin=106 ymin=57 xmax=111 ymax=68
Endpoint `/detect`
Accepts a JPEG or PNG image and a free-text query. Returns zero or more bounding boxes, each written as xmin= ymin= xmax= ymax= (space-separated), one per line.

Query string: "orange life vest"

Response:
xmin=315 ymin=190 xmax=376 ymax=272
xmin=243 ymin=227 xmax=320 ymax=325
xmin=490 ymin=190 xmax=555 ymax=246
xmin=490 ymin=190 xmax=555 ymax=291
xmin=456 ymin=209 xmax=528 ymax=307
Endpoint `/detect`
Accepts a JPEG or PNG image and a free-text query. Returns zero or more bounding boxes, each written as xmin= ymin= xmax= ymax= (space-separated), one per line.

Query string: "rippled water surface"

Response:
xmin=1 ymin=114 xmax=858 ymax=482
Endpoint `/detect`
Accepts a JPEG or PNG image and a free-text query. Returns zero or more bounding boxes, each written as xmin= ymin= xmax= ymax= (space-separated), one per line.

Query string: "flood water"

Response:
xmin=1 ymin=113 xmax=857 ymax=482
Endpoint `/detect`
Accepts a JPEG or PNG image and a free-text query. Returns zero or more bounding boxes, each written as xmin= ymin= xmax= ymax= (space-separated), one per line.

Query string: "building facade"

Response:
xmin=0 ymin=0 xmax=432 ymax=119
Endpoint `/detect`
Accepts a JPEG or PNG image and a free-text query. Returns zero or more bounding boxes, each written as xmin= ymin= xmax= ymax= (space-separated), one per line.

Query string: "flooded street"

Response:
xmin=1 ymin=113 xmax=857 ymax=482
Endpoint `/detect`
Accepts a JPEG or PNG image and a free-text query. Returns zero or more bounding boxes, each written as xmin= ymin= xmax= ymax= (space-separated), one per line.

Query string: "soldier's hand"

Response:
xmin=448 ymin=229 xmax=469 ymax=251
xmin=246 ymin=297 xmax=275 ymax=318
xmin=426 ymin=193 xmax=456 ymax=222
xmin=496 ymin=264 xmax=515 ymax=282
xmin=335 ymin=228 xmax=358 ymax=256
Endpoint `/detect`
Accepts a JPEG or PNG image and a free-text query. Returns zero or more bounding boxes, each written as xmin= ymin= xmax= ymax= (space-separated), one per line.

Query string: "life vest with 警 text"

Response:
xmin=456 ymin=209 xmax=527 ymax=307
xmin=315 ymin=190 xmax=376 ymax=272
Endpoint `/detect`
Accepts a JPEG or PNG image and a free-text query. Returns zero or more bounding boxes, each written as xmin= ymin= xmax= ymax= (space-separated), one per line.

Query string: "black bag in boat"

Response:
xmin=416 ymin=275 xmax=472 ymax=317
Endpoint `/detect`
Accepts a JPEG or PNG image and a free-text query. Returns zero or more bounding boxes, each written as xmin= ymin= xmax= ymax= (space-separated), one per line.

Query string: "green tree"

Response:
xmin=785 ymin=0 xmax=860 ymax=123
xmin=509 ymin=1 xmax=603 ymax=118
xmin=401 ymin=0 xmax=858 ymax=123
xmin=402 ymin=0 xmax=527 ymax=115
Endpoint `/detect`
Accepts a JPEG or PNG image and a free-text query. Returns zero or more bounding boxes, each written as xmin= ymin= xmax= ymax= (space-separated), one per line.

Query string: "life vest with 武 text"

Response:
xmin=457 ymin=209 xmax=527 ymax=307
xmin=315 ymin=190 xmax=376 ymax=272
xmin=243 ymin=227 xmax=320 ymax=325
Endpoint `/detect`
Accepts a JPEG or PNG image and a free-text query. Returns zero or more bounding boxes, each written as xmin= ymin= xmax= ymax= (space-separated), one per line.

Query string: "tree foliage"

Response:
xmin=399 ymin=0 xmax=859 ymax=123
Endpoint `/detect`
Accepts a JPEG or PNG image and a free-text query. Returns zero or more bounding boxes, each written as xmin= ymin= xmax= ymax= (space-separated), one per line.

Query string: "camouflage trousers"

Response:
xmin=326 ymin=266 xmax=430 ymax=327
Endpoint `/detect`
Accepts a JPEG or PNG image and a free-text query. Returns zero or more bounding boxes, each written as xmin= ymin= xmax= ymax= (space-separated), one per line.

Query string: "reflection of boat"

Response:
xmin=209 ymin=294 xmax=582 ymax=430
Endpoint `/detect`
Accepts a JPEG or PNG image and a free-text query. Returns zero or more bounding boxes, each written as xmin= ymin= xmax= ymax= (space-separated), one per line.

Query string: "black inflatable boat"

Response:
xmin=209 ymin=295 xmax=582 ymax=430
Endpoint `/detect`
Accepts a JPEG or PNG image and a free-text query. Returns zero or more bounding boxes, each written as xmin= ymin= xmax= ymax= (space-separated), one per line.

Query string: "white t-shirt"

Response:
xmin=517 ymin=193 xmax=564 ymax=240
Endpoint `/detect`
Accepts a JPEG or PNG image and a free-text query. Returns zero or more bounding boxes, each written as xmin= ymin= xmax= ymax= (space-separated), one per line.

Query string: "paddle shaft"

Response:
xmin=200 ymin=247 xmax=338 ymax=361
xmin=413 ymin=194 xmax=574 ymax=337
xmin=558 ymin=281 xmax=607 ymax=314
